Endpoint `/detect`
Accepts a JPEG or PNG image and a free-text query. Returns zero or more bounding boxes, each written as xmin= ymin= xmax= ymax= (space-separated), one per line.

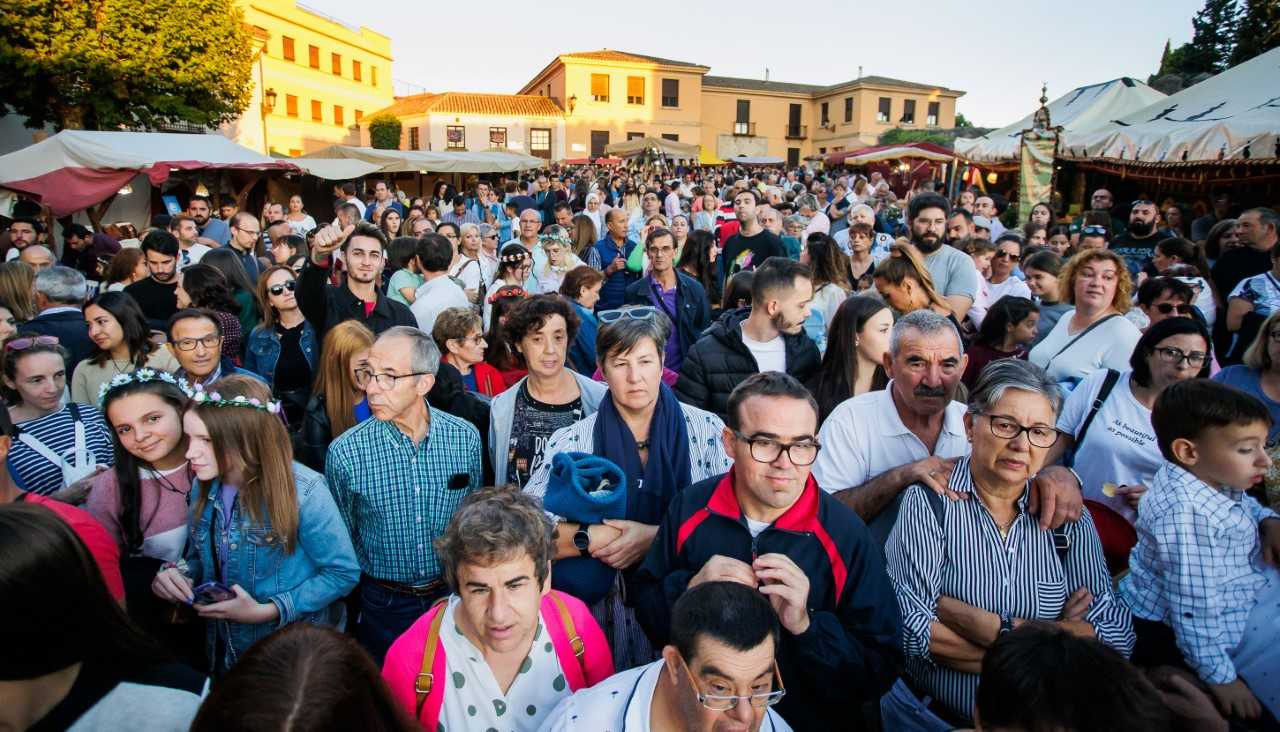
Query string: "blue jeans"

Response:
xmin=880 ymin=679 xmax=959 ymax=732
xmin=355 ymin=577 xmax=448 ymax=666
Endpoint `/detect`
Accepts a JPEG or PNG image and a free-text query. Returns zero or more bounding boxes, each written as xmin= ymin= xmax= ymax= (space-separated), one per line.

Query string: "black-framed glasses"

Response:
xmin=598 ymin=306 xmax=657 ymax=324
xmin=681 ymin=656 xmax=786 ymax=711
xmin=1153 ymin=302 xmax=1192 ymax=315
xmin=1081 ymin=225 xmax=1109 ymax=236
xmin=1153 ymin=346 xmax=1208 ymax=367
xmin=732 ymin=430 xmax=820 ymax=466
xmin=354 ymin=368 xmax=430 ymax=390
xmin=980 ymin=413 xmax=1059 ymax=448
xmin=172 ymin=334 xmax=221 ymax=352
xmin=268 ymin=280 xmax=297 ymax=296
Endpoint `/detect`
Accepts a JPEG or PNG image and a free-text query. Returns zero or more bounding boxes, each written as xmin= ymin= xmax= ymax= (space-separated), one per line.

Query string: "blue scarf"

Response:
xmin=593 ymin=383 xmax=692 ymax=525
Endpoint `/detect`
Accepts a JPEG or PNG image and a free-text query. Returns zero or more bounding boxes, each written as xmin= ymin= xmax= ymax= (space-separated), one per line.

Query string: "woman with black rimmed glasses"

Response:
xmin=246 ymin=265 xmax=317 ymax=428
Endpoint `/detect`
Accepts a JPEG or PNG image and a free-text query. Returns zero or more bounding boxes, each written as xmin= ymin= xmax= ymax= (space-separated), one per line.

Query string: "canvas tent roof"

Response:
xmin=604 ymin=136 xmax=700 ymax=158
xmin=1060 ymin=48 xmax=1280 ymax=164
xmin=826 ymin=142 xmax=956 ymax=166
xmin=0 ymin=130 xmax=299 ymax=217
xmin=300 ymin=145 xmax=548 ymax=174
xmin=954 ymin=78 xmax=1166 ymax=164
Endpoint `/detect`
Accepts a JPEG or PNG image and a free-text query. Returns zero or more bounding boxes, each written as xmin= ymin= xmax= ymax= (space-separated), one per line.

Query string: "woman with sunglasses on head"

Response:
xmin=151 ymin=375 xmax=359 ymax=675
xmin=245 ymin=265 xmax=317 ymax=428
xmin=71 ymin=291 xmax=181 ymax=406
xmin=3 ymin=334 xmax=115 ymax=500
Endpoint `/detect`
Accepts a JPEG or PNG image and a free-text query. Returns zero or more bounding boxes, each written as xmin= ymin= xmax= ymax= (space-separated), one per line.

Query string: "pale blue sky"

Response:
xmin=301 ymin=0 xmax=1204 ymax=127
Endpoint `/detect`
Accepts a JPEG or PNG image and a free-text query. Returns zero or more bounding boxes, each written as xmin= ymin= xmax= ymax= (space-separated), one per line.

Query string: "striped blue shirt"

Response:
xmin=10 ymin=404 xmax=115 ymax=496
xmin=885 ymin=457 xmax=1134 ymax=722
xmin=325 ymin=406 xmax=482 ymax=585
xmin=1120 ymin=461 xmax=1279 ymax=684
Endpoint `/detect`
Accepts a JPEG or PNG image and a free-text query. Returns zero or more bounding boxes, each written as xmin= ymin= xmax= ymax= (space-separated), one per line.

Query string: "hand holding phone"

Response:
xmin=192 ymin=581 xmax=236 ymax=606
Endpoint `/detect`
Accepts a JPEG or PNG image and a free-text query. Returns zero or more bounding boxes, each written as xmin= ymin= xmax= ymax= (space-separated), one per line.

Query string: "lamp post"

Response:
xmin=261 ymin=87 xmax=277 ymax=155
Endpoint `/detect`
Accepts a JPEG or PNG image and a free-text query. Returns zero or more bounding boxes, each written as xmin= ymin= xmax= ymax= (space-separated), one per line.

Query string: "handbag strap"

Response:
xmin=1050 ymin=314 xmax=1120 ymax=362
xmin=414 ymin=597 xmax=451 ymax=719
xmin=15 ymin=406 xmax=87 ymax=469
xmin=1071 ymin=369 xmax=1121 ymax=460
xmin=549 ymin=591 xmax=587 ymax=676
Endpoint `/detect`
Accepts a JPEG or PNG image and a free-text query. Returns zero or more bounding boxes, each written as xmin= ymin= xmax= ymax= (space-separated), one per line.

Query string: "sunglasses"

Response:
xmin=1081 ymin=225 xmax=1109 ymax=236
xmin=598 ymin=306 xmax=658 ymax=324
xmin=269 ymin=280 xmax=297 ymax=296
xmin=5 ymin=335 xmax=59 ymax=351
xmin=1153 ymin=302 xmax=1193 ymax=315
xmin=992 ymin=251 xmax=1018 ymax=260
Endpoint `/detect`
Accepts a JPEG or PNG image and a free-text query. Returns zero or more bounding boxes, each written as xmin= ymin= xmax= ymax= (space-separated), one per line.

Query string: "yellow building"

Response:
xmin=220 ymin=0 xmax=393 ymax=156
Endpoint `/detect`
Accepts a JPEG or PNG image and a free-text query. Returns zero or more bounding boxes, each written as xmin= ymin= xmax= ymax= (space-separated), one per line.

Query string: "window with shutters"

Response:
xmin=371 ymin=66 xmax=377 ymax=86
xmin=409 ymin=128 xmax=420 ymax=150
xmin=530 ymin=128 xmax=551 ymax=159
xmin=355 ymin=109 xmax=364 ymax=124
xmin=820 ymin=102 xmax=829 ymax=126
xmin=285 ymin=94 xmax=298 ymax=117
xmin=844 ymin=97 xmax=853 ymax=123
xmin=311 ymin=100 xmax=322 ymax=121
xmin=446 ymin=126 xmax=465 ymax=150
xmin=626 ymin=76 xmax=644 ymax=105
xmin=927 ymin=101 xmax=940 ymax=127
xmin=661 ymin=78 xmax=679 ymax=107
xmin=282 ymin=36 xmax=295 ymax=61
xmin=591 ymin=74 xmax=609 ymax=102
xmin=877 ymin=97 xmax=891 ymax=123
xmin=334 ymin=105 xmax=344 ymax=126
xmin=901 ymin=99 xmax=916 ymax=125
xmin=489 ymin=127 xmax=507 ymax=148
xmin=331 ymin=53 xmax=341 ymax=75
xmin=353 ymin=60 xmax=362 ymax=82
xmin=308 ymin=45 xmax=319 ymax=69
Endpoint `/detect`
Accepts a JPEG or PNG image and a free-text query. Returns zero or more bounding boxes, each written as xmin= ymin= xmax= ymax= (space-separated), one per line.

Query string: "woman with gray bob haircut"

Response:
xmin=523 ymin=305 xmax=732 ymax=670
xmin=880 ymin=358 xmax=1133 ymax=731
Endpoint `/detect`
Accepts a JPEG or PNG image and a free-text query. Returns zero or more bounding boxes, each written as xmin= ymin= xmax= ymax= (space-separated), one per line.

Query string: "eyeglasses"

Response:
xmin=1081 ymin=225 xmax=1109 ymax=236
xmin=354 ymin=368 xmax=430 ymax=391
xmin=598 ymin=306 xmax=659 ymax=324
xmin=681 ymin=656 xmax=786 ymax=711
xmin=1153 ymin=302 xmax=1192 ymax=315
xmin=234 ymin=225 xmax=261 ymax=236
xmin=268 ymin=280 xmax=297 ymax=296
xmin=981 ymin=413 xmax=1059 ymax=448
xmin=732 ymin=430 xmax=821 ymax=466
xmin=1153 ymin=346 xmax=1208 ymax=367
xmin=5 ymin=335 xmax=59 ymax=351
xmin=172 ymin=334 xmax=221 ymax=352
xmin=992 ymin=251 xmax=1018 ymax=260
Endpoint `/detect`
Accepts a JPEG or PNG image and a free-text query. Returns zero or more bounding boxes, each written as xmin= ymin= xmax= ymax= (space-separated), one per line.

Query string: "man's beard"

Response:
xmin=912 ymin=231 xmax=943 ymax=253
xmin=1129 ymin=219 xmax=1155 ymax=237
xmin=771 ymin=310 xmax=803 ymax=334
xmin=191 ymin=213 xmax=208 ymax=226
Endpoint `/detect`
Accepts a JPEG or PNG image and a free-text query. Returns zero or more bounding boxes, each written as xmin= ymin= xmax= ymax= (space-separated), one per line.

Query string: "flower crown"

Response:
xmin=187 ymin=384 xmax=283 ymax=415
xmin=98 ymin=369 xmax=190 ymax=408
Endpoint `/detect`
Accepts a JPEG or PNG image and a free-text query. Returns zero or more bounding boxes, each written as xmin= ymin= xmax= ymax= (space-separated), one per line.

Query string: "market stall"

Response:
xmin=825 ymin=142 xmax=959 ymax=196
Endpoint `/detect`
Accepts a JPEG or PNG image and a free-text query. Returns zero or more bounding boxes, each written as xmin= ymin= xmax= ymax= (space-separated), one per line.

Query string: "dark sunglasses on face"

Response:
xmin=269 ymin=280 xmax=297 ymax=296
xmin=1081 ymin=225 xmax=1109 ymax=236
xmin=1154 ymin=302 xmax=1192 ymax=315
xmin=993 ymin=251 xmax=1018 ymax=260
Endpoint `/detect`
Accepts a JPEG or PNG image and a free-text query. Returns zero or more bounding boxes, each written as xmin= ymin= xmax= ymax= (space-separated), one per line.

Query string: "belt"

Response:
xmin=902 ymin=677 xmax=970 ymax=729
xmin=366 ymin=575 xmax=447 ymax=597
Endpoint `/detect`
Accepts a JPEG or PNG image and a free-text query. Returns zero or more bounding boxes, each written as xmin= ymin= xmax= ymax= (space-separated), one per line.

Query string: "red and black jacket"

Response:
xmin=631 ymin=469 xmax=903 ymax=732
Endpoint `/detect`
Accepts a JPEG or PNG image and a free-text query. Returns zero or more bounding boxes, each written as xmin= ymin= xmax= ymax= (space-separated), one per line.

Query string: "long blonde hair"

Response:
xmin=0 ymin=261 xmax=37 ymax=321
xmin=189 ymin=376 xmax=300 ymax=552
xmin=314 ymin=320 xmax=374 ymax=437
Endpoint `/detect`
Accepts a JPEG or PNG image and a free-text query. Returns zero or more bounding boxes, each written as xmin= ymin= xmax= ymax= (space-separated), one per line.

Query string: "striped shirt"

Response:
xmin=10 ymin=404 xmax=115 ymax=496
xmin=1120 ymin=462 xmax=1279 ymax=684
xmin=325 ymin=406 xmax=482 ymax=585
xmin=884 ymin=457 xmax=1134 ymax=723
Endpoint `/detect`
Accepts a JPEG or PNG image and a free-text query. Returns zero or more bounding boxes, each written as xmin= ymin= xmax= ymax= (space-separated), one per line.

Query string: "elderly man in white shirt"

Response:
xmin=539 ymin=581 xmax=793 ymax=732
xmin=812 ymin=310 xmax=1084 ymax=544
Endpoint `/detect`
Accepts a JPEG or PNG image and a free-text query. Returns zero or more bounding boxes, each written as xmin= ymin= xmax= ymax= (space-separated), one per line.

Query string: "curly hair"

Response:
xmin=435 ymin=487 xmax=552 ymax=591
xmin=1059 ymin=249 xmax=1132 ymax=313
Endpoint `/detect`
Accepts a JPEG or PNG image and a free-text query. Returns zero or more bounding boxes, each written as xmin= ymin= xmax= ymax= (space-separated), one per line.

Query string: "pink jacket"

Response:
xmin=382 ymin=590 xmax=614 ymax=727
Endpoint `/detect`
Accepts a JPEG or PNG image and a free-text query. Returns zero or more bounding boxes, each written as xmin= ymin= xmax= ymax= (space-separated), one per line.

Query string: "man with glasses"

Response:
xmin=127 ymin=230 xmax=183 ymax=329
xmin=624 ymin=228 xmax=710 ymax=373
xmin=1112 ymin=199 xmax=1171 ymax=277
xmin=165 ymin=308 xmax=264 ymax=387
xmin=229 ymin=211 xmax=265 ymax=281
xmin=546 ymin=581 xmax=793 ymax=732
xmin=633 ymin=372 xmax=901 ymax=731
xmin=327 ymin=326 xmax=482 ymax=664
xmin=302 ymin=220 xmax=416 ymax=340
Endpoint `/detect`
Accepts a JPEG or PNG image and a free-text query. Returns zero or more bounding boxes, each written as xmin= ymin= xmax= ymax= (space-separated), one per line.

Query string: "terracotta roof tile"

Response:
xmin=561 ymin=50 xmax=706 ymax=69
xmin=373 ymin=93 xmax=439 ymax=117
xmin=372 ymin=92 xmax=563 ymax=119
xmin=701 ymin=76 xmax=825 ymax=95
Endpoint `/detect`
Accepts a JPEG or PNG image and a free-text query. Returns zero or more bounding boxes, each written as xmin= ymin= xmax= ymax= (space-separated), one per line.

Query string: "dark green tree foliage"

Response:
xmin=1187 ymin=0 xmax=1239 ymax=72
xmin=1231 ymin=0 xmax=1280 ymax=65
xmin=366 ymin=112 xmax=402 ymax=150
xmin=0 ymin=0 xmax=255 ymax=131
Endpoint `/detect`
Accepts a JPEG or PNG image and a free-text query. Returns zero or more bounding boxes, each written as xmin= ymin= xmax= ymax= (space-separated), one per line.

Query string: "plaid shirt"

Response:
xmin=325 ymin=407 xmax=482 ymax=585
xmin=1121 ymin=462 xmax=1279 ymax=684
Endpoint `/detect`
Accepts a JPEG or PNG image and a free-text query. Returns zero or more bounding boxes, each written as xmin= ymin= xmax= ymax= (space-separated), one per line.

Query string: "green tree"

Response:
xmin=954 ymin=113 xmax=975 ymax=130
xmin=367 ymin=113 xmax=402 ymax=150
xmin=1231 ymin=0 xmax=1280 ymax=65
xmin=879 ymin=128 xmax=953 ymax=148
xmin=1183 ymin=0 xmax=1238 ymax=73
xmin=0 ymin=0 xmax=254 ymax=131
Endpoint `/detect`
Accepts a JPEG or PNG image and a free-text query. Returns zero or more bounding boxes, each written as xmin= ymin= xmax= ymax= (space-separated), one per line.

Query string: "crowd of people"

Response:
xmin=0 ymin=164 xmax=1277 ymax=732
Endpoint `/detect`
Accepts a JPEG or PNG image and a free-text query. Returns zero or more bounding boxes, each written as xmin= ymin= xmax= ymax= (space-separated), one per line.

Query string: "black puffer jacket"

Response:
xmin=674 ymin=308 xmax=820 ymax=419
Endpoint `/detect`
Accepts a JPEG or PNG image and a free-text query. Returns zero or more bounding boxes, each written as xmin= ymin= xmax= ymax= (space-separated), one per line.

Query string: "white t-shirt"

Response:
xmin=178 ymin=243 xmax=211 ymax=270
xmin=812 ymin=383 xmax=970 ymax=543
xmin=741 ymin=333 xmax=786 ymax=373
xmin=411 ymin=275 xmax=471 ymax=333
xmin=1027 ymin=310 xmax=1142 ymax=389
xmin=1056 ymin=369 xmax=1159 ymax=525
xmin=969 ymin=275 xmax=1033 ymax=327
xmin=541 ymin=659 xmax=792 ymax=732
xmin=746 ymin=516 xmax=771 ymax=537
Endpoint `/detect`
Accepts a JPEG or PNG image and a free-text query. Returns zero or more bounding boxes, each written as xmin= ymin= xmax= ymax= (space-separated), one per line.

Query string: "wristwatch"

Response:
xmin=999 ymin=612 xmax=1015 ymax=636
xmin=573 ymin=524 xmax=592 ymax=558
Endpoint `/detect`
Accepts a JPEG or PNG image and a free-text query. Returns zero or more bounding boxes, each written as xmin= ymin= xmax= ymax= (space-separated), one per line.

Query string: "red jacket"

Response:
xmin=472 ymin=361 xmax=506 ymax=397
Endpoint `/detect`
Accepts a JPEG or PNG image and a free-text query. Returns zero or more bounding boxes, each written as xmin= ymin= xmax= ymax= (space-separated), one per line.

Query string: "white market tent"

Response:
xmin=0 ymin=130 xmax=299 ymax=217
xmin=604 ymin=136 xmax=700 ymax=159
xmin=300 ymin=145 xmax=548 ymax=174
xmin=955 ymin=78 xmax=1166 ymax=165
xmin=730 ymin=155 xmax=785 ymax=165
xmin=1060 ymin=47 xmax=1280 ymax=165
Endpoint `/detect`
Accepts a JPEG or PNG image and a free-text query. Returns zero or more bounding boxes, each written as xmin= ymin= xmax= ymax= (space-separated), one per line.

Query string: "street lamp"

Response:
xmin=567 ymin=95 xmax=577 ymax=116
xmin=263 ymin=88 xmax=278 ymax=116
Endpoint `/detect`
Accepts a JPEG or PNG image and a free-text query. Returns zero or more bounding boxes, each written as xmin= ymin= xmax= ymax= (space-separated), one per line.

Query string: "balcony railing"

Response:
xmin=785 ymin=124 xmax=807 ymax=139
xmin=733 ymin=121 xmax=756 ymax=136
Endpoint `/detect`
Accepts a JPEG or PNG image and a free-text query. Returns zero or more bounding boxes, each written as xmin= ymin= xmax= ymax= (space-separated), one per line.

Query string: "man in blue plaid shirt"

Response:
xmin=326 ymin=326 xmax=483 ymax=664
xmin=1122 ymin=380 xmax=1280 ymax=723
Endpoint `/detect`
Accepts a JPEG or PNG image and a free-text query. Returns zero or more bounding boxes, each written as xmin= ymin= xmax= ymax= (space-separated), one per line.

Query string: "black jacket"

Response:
xmin=427 ymin=362 xmax=494 ymax=485
xmin=298 ymin=257 xmax=415 ymax=341
xmin=25 ymin=309 xmax=95 ymax=371
xmin=623 ymin=271 xmax=711 ymax=366
xmin=298 ymin=394 xmax=334 ymax=473
xmin=674 ymin=308 xmax=820 ymax=419
xmin=631 ymin=470 xmax=903 ymax=732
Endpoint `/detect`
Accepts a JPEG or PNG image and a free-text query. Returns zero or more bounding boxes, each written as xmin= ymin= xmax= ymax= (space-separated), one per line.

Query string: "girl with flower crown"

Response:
xmin=151 ymin=375 xmax=359 ymax=674
xmin=530 ymin=225 xmax=583 ymax=296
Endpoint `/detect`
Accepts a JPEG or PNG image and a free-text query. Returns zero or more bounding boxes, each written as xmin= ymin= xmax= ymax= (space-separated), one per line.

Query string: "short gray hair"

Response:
xmin=378 ymin=325 xmax=440 ymax=375
xmin=795 ymin=193 xmax=820 ymax=212
xmin=849 ymin=203 xmax=875 ymax=220
xmin=967 ymin=359 xmax=1063 ymax=419
xmin=595 ymin=307 xmax=672 ymax=365
xmin=34 ymin=265 xmax=87 ymax=304
xmin=889 ymin=309 xmax=962 ymax=355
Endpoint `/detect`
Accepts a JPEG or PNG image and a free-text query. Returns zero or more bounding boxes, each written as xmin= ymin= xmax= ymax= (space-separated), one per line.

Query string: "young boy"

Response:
xmin=1122 ymin=379 xmax=1280 ymax=722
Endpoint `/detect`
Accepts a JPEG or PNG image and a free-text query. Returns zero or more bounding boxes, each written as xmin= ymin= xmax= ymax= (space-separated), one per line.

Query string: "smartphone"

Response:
xmin=192 ymin=581 xmax=236 ymax=605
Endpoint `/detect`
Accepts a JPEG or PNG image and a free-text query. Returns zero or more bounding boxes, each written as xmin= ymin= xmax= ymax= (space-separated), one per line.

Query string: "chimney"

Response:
xmin=858 ymin=65 xmax=863 ymax=78
xmin=765 ymin=67 xmax=770 ymax=82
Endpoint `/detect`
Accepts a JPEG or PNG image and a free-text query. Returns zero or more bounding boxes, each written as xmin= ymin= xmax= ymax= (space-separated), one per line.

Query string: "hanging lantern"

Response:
xmin=986 ymin=171 xmax=998 ymax=184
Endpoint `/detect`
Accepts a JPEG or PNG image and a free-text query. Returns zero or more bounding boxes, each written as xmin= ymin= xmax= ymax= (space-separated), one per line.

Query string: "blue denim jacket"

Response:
xmin=244 ymin=321 xmax=318 ymax=386
xmin=185 ymin=461 xmax=359 ymax=670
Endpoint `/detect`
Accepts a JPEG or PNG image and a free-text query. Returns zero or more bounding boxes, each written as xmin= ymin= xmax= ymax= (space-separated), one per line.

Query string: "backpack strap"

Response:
xmin=413 ymin=597 xmax=451 ymax=720
xmin=549 ymin=591 xmax=588 ymax=682
xmin=1067 ymin=368 xmax=1121 ymax=468
xmin=921 ymin=485 xmax=946 ymax=529
xmin=923 ymin=477 xmax=1070 ymax=566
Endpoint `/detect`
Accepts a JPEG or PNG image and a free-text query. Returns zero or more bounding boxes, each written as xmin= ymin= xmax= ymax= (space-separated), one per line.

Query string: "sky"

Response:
xmin=301 ymin=0 xmax=1205 ymax=128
